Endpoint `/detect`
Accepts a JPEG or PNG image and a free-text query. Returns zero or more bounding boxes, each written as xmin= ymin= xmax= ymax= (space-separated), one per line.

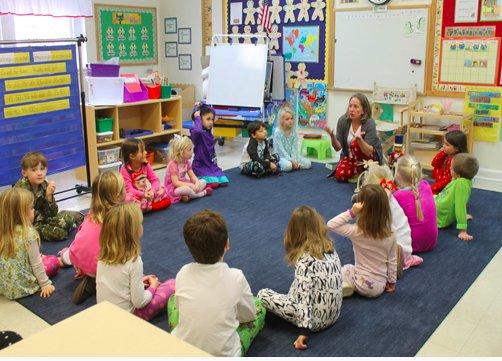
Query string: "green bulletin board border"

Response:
xmin=95 ymin=4 xmax=158 ymax=65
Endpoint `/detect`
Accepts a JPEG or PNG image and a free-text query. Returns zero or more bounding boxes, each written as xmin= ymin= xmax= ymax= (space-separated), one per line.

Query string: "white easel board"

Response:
xmin=333 ymin=7 xmax=429 ymax=92
xmin=207 ymin=42 xmax=268 ymax=108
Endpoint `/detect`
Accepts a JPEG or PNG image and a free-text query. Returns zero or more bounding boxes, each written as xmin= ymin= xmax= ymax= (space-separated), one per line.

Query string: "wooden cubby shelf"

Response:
xmin=85 ymin=96 xmax=182 ymax=181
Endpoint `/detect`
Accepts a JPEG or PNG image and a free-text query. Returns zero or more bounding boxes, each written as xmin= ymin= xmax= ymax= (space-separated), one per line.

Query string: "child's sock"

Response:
xmin=205 ymin=187 xmax=213 ymax=196
xmin=403 ymin=255 xmax=423 ymax=270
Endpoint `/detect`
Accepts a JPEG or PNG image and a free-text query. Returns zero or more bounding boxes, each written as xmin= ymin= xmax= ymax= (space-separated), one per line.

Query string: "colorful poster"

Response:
xmin=439 ymin=38 xmax=500 ymax=85
xmin=298 ymin=82 xmax=327 ymax=129
xmin=464 ymin=86 xmax=502 ymax=142
xmin=95 ymin=4 xmax=157 ymax=65
xmin=282 ymin=26 xmax=320 ymax=63
xmin=480 ymin=0 xmax=502 ymax=21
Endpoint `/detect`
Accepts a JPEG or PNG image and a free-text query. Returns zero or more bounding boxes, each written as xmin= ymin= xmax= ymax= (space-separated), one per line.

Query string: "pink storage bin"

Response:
xmin=123 ymin=81 xmax=149 ymax=103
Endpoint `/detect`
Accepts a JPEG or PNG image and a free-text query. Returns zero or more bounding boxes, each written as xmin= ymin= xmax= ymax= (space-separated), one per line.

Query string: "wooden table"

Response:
xmin=0 ymin=301 xmax=210 ymax=356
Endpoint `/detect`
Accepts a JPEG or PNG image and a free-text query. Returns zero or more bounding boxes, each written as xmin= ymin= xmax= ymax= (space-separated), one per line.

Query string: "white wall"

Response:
xmin=85 ymin=0 xmax=162 ymax=76
xmin=159 ymin=0 xmax=204 ymax=100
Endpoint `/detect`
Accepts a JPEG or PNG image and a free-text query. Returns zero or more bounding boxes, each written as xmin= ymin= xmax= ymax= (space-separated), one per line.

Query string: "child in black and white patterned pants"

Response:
xmin=0 ymin=331 xmax=22 ymax=350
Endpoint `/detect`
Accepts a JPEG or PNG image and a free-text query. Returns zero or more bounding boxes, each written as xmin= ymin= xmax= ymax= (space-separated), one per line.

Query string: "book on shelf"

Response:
xmin=410 ymin=139 xmax=440 ymax=150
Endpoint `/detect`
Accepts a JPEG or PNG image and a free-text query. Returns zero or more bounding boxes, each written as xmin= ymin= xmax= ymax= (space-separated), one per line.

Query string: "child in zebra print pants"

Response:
xmin=258 ymin=206 xmax=343 ymax=350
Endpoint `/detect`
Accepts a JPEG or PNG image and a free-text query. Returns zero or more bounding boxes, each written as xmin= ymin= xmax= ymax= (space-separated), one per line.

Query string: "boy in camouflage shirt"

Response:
xmin=15 ymin=152 xmax=84 ymax=242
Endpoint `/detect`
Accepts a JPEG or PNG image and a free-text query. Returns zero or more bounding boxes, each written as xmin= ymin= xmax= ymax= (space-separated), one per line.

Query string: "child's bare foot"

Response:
xmin=467 ymin=214 xmax=473 ymax=221
xmin=458 ymin=230 xmax=473 ymax=242
xmin=293 ymin=335 xmax=308 ymax=350
xmin=181 ymin=195 xmax=190 ymax=203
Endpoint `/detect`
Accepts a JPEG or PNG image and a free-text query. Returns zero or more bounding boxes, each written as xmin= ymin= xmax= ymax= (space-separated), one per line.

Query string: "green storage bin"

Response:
xmin=242 ymin=124 xmax=273 ymax=138
xmin=96 ymin=117 xmax=113 ymax=133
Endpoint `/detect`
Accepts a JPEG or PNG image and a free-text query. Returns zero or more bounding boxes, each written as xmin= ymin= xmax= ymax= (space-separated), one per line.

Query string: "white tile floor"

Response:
xmin=1 ymin=135 xmax=501 ymax=356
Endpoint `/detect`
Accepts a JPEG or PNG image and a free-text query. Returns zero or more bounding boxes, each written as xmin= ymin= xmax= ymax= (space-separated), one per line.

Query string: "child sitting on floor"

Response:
xmin=394 ymin=155 xmax=438 ymax=253
xmin=120 ymin=138 xmax=170 ymax=212
xmin=273 ymin=106 xmax=311 ymax=172
xmin=431 ymin=130 xmax=468 ymax=194
xmin=168 ymin=209 xmax=266 ymax=357
xmin=191 ymin=102 xmax=229 ymax=186
xmin=58 ymin=171 xmax=125 ymax=304
xmin=361 ymin=163 xmax=423 ymax=276
xmin=240 ymin=121 xmax=280 ymax=177
xmin=164 ymin=135 xmax=212 ymax=203
xmin=0 ymin=188 xmax=57 ymax=300
xmin=435 ymin=153 xmax=479 ymax=241
xmin=96 ymin=203 xmax=175 ymax=321
xmin=15 ymin=152 xmax=83 ymax=242
xmin=328 ymin=184 xmax=397 ymax=298
xmin=258 ymin=206 xmax=342 ymax=351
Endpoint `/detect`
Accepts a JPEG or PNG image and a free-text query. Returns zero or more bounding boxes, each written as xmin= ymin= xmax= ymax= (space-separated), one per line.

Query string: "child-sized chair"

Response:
xmin=301 ymin=136 xmax=332 ymax=160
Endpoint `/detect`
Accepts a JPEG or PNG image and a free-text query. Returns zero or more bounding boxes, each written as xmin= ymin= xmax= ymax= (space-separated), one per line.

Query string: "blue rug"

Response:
xmin=17 ymin=163 xmax=502 ymax=356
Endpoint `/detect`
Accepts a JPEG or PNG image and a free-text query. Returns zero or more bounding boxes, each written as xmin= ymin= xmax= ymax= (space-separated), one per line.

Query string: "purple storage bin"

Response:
xmin=121 ymin=128 xmax=154 ymax=138
xmin=123 ymin=81 xmax=149 ymax=103
xmin=87 ymin=63 xmax=120 ymax=77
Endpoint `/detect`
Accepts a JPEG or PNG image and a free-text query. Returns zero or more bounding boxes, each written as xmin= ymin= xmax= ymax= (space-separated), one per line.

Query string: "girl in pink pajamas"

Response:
xmin=327 ymin=184 xmax=397 ymax=298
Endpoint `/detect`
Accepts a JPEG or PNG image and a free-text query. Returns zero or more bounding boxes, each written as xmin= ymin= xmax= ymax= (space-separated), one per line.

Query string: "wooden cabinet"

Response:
xmin=405 ymin=101 xmax=474 ymax=171
xmin=85 ymin=96 xmax=182 ymax=181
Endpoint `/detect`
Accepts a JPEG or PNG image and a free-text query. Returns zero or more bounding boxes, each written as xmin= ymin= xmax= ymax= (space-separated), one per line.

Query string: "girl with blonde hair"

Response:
xmin=164 ymin=135 xmax=212 ymax=203
xmin=58 ymin=171 xmax=126 ymax=304
xmin=273 ymin=106 xmax=311 ymax=172
xmin=328 ymin=184 xmax=397 ymax=298
xmin=394 ymin=155 xmax=438 ymax=253
xmin=0 ymin=188 xmax=57 ymax=299
xmin=258 ymin=206 xmax=342 ymax=350
xmin=361 ymin=162 xmax=422 ymax=276
xmin=96 ymin=203 xmax=175 ymax=320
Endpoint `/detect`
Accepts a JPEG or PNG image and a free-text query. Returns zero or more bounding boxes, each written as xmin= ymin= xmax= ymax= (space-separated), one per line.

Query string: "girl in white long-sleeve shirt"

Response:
xmin=96 ymin=203 xmax=175 ymax=320
xmin=328 ymin=184 xmax=397 ymax=298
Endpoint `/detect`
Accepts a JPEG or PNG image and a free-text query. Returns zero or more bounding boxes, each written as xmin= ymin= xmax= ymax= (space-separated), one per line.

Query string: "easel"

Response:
xmin=0 ymin=36 xmax=91 ymax=201
xmin=207 ymin=34 xmax=271 ymax=145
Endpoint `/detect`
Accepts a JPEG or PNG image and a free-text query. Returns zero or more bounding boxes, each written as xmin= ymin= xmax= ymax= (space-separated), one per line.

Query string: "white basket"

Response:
xmin=97 ymin=147 xmax=121 ymax=165
xmin=86 ymin=76 xmax=124 ymax=106
xmin=98 ymin=161 xmax=122 ymax=174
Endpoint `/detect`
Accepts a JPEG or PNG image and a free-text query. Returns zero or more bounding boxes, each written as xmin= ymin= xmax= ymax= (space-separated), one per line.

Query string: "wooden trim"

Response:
xmin=424 ymin=0 xmax=436 ymax=96
xmin=327 ymin=0 xmax=334 ymax=87
xmin=223 ymin=0 xmax=228 ymax=35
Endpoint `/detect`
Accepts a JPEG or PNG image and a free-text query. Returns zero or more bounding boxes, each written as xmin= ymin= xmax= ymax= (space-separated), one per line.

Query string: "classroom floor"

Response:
xmin=1 ymin=135 xmax=501 ymax=356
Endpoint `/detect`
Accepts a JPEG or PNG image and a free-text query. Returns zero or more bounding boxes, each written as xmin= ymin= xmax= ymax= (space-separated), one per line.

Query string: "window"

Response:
xmin=0 ymin=15 xmax=87 ymax=65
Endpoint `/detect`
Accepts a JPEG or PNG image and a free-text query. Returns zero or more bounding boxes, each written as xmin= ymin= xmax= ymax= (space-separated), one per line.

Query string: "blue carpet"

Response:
xmin=17 ymin=163 xmax=502 ymax=356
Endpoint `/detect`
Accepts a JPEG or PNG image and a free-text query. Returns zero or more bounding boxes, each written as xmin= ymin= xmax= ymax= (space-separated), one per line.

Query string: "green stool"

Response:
xmin=301 ymin=137 xmax=332 ymax=160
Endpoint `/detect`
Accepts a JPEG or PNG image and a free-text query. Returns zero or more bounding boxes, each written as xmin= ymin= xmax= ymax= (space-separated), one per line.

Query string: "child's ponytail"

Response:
xmin=410 ymin=162 xmax=424 ymax=222
xmin=396 ymin=155 xmax=424 ymax=221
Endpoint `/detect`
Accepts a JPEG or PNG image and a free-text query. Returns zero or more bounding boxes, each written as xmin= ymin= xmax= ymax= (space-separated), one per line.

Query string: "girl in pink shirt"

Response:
xmin=328 ymin=184 xmax=397 ymax=298
xmin=393 ymin=155 xmax=438 ymax=253
xmin=58 ymin=171 xmax=125 ymax=304
xmin=164 ymin=135 xmax=212 ymax=203
xmin=120 ymin=138 xmax=170 ymax=212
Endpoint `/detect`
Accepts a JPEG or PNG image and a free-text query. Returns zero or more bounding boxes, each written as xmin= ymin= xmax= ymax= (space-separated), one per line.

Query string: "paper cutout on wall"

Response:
xmin=464 ymin=86 xmax=502 ymax=142
xmin=298 ymin=82 xmax=327 ymax=129
xmin=282 ymin=25 xmax=320 ymax=63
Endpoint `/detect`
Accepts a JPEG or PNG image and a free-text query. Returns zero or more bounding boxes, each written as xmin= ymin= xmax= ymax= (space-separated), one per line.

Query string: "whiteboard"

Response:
xmin=207 ymin=42 xmax=268 ymax=108
xmin=334 ymin=7 xmax=429 ymax=92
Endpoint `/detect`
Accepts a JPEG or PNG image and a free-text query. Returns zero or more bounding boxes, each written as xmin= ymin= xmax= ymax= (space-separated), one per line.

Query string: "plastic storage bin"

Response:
xmin=98 ymin=161 xmax=122 ymax=174
xmin=86 ymin=76 xmax=124 ymax=106
xmin=87 ymin=63 xmax=120 ymax=77
xmin=123 ymin=81 xmax=149 ymax=103
xmin=96 ymin=131 xmax=113 ymax=144
xmin=147 ymin=142 xmax=169 ymax=164
xmin=96 ymin=117 xmax=113 ymax=132
xmin=97 ymin=147 xmax=121 ymax=165
xmin=146 ymin=84 xmax=161 ymax=99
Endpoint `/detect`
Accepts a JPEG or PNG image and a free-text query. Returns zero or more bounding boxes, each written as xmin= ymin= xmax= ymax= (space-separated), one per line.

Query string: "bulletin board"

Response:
xmin=223 ymin=0 xmax=333 ymax=84
xmin=0 ymin=45 xmax=85 ymax=187
xmin=95 ymin=4 xmax=157 ymax=65
xmin=430 ymin=0 xmax=502 ymax=96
